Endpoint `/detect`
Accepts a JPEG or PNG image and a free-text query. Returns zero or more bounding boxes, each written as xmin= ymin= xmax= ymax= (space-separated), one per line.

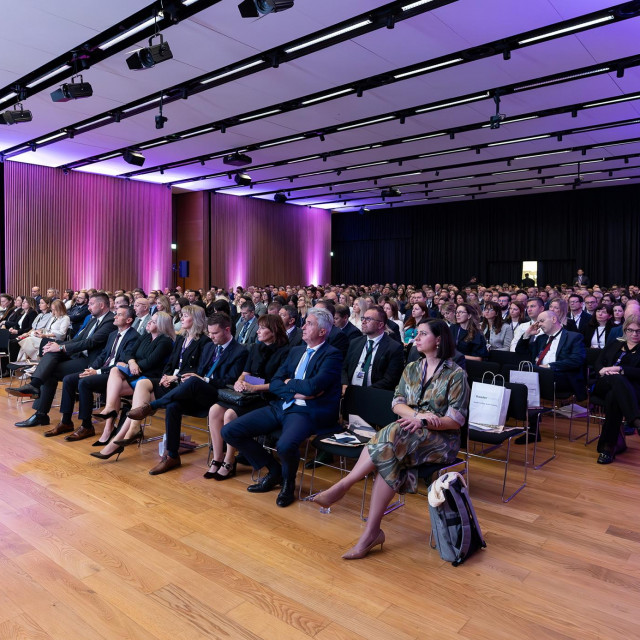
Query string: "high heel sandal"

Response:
xmin=210 ymin=460 xmax=237 ymax=481
xmin=113 ymin=429 xmax=144 ymax=447
xmin=92 ymin=410 xmax=118 ymax=421
xmin=342 ymin=530 xmax=385 ymax=560
xmin=90 ymin=446 xmax=124 ymax=461
xmin=92 ymin=426 xmax=119 ymax=447
xmin=203 ymin=460 xmax=223 ymax=479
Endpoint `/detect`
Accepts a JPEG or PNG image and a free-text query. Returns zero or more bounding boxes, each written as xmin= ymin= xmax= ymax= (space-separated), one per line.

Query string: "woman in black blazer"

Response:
xmin=583 ymin=304 xmax=613 ymax=350
xmin=592 ymin=315 xmax=640 ymax=464
xmin=90 ymin=311 xmax=175 ymax=446
xmin=94 ymin=306 xmax=211 ymax=457
xmin=5 ymin=297 xmax=38 ymax=368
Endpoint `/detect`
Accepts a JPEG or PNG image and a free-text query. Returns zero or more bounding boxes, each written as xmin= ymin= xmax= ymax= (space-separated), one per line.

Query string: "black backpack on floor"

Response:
xmin=427 ymin=472 xmax=486 ymax=566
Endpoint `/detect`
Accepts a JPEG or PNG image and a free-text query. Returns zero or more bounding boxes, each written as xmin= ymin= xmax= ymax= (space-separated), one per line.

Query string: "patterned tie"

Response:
xmin=103 ymin=333 xmax=122 ymax=368
xmin=361 ymin=340 xmax=374 ymax=387
xmin=283 ymin=348 xmax=314 ymax=410
xmin=239 ymin=320 xmax=250 ymax=343
xmin=205 ymin=345 xmax=223 ymax=378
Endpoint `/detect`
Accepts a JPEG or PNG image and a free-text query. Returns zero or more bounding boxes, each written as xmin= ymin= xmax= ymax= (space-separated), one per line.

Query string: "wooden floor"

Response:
xmin=0 ymin=387 xmax=638 ymax=640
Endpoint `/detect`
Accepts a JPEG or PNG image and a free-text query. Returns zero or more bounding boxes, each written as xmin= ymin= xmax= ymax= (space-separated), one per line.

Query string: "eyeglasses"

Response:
xmin=361 ymin=316 xmax=382 ymax=323
xmin=455 ymin=310 xmax=468 ymax=315
xmin=625 ymin=328 xmax=640 ymax=334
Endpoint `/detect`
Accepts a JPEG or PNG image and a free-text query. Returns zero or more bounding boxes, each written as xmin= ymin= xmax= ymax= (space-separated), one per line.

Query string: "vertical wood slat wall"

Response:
xmin=175 ymin=191 xmax=331 ymax=289
xmin=4 ymin=162 xmax=172 ymax=295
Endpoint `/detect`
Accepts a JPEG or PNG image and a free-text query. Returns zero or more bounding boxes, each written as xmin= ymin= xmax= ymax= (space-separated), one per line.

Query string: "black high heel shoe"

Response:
xmin=203 ymin=460 xmax=223 ymax=479
xmin=90 ymin=446 xmax=124 ymax=461
xmin=113 ymin=429 xmax=144 ymax=446
xmin=92 ymin=410 xmax=118 ymax=421
xmin=211 ymin=460 xmax=237 ymax=481
xmin=92 ymin=427 xmax=119 ymax=447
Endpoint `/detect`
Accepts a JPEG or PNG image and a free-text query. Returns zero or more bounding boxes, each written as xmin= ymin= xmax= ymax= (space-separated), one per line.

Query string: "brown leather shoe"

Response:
xmin=44 ymin=421 xmax=75 ymax=437
xmin=128 ymin=403 xmax=156 ymax=421
xmin=64 ymin=425 xmax=96 ymax=442
xmin=149 ymin=454 xmax=181 ymax=475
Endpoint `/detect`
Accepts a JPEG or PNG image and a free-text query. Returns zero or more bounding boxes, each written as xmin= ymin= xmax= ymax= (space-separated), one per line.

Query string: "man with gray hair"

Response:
xmin=222 ymin=307 xmax=342 ymax=508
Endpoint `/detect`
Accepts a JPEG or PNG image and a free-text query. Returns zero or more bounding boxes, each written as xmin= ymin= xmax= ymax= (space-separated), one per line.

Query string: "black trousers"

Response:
xmin=32 ymin=352 xmax=89 ymax=416
xmin=593 ymin=375 xmax=640 ymax=453
xmin=60 ymin=372 xmax=110 ymax=426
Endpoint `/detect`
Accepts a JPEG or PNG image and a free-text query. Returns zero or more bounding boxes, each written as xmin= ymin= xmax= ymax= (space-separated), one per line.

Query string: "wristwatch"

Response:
xmin=421 ymin=418 xmax=428 ymax=427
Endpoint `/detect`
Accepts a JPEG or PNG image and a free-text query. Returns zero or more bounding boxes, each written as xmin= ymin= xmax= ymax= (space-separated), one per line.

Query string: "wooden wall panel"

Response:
xmin=175 ymin=191 xmax=208 ymax=290
xmin=4 ymin=161 xmax=172 ymax=295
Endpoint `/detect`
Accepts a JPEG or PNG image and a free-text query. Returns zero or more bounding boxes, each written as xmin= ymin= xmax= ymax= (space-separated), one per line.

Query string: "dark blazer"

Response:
xmin=90 ymin=328 xmax=141 ymax=371
xmin=583 ymin=323 xmax=612 ymax=349
xmin=163 ymin=334 xmax=211 ymax=376
xmin=326 ymin=325 xmax=349 ymax=358
xmin=269 ymin=342 xmax=343 ymax=432
xmin=450 ymin=325 xmax=489 ymax=359
xmin=385 ymin=319 xmax=402 ymax=343
xmin=607 ymin=324 xmax=624 ymax=344
xmin=595 ymin=339 xmax=640 ymax=385
xmin=197 ymin=339 xmax=248 ymax=388
xmin=339 ymin=321 xmax=362 ymax=345
xmin=567 ymin=312 xmax=592 ymax=333
xmin=64 ymin=311 xmax=117 ymax=362
xmin=7 ymin=308 xmax=37 ymax=336
xmin=67 ymin=303 xmax=90 ymax=336
xmin=341 ymin=333 xmax=405 ymax=390
xmin=236 ymin=317 xmax=258 ymax=345
xmin=515 ymin=328 xmax=586 ymax=373
xmin=124 ymin=333 xmax=174 ymax=378
xmin=573 ymin=274 xmax=591 ymax=287
xmin=244 ymin=341 xmax=290 ymax=382
xmin=287 ymin=327 xmax=303 ymax=348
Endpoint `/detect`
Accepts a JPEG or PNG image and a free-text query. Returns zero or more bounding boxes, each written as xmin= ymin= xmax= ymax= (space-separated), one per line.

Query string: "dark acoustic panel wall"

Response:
xmin=175 ymin=191 xmax=331 ymax=289
xmin=4 ymin=161 xmax=172 ymax=294
xmin=331 ymin=183 xmax=640 ymax=288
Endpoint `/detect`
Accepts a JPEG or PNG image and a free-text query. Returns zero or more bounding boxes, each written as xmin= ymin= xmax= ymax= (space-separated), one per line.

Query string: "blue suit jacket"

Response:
xmin=90 ymin=327 xmax=141 ymax=371
xmin=516 ymin=328 xmax=586 ymax=373
xmin=269 ymin=342 xmax=343 ymax=431
xmin=197 ymin=339 xmax=248 ymax=388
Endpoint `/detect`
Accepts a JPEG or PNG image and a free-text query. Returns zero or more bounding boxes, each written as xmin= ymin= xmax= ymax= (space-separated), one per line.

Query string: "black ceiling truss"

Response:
xmin=3 ymin=2 xmax=637 ymax=163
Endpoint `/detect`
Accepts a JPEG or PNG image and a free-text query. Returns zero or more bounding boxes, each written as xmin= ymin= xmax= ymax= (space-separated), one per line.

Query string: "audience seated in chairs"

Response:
xmin=403 ymin=301 xmax=428 ymax=344
xmin=333 ymin=304 xmax=362 ymax=345
xmin=591 ymin=314 xmax=640 ymax=464
xmin=67 ymin=291 xmax=90 ymax=337
xmin=205 ymin=313 xmax=290 ymax=480
xmin=508 ymin=301 xmax=526 ymax=334
xmin=126 ymin=312 xmax=248 ymax=475
xmin=81 ymin=311 xmax=175 ymax=444
xmin=349 ymin=297 xmax=369 ymax=331
xmin=12 ymin=297 xmax=53 ymax=361
xmin=0 ymin=294 xmax=15 ymax=324
xmin=5 ymin=296 xmax=37 ymax=365
xmin=17 ymin=299 xmax=70 ymax=362
xmin=584 ymin=304 xmax=613 ymax=351
xmin=451 ymin=304 xmax=488 ymax=361
xmin=310 ymin=318 xmax=469 ymax=559
xmin=221 ymin=307 xmax=342 ymax=508
xmin=481 ymin=301 xmax=513 ymax=351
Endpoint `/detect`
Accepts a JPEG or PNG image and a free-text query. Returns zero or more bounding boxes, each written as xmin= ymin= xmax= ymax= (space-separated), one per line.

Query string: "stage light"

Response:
xmin=274 ymin=192 xmax=287 ymax=203
xmin=0 ymin=103 xmax=32 ymax=125
xmin=123 ymin=149 xmax=145 ymax=166
xmin=50 ymin=75 xmax=93 ymax=102
xmin=234 ymin=172 xmax=252 ymax=186
xmin=381 ymin=186 xmax=401 ymax=198
xmin=238 ymin=0 xmax=293 ymax=18
xmin=223 ymin=152 xmax=252 ymax=166
xmin=358 ymin=207 xmax=369 ymax=215
xmin=126 ymin=34 xmax=173 ymax=70
xmin=155 ymin=114 xmax=168 ymax=129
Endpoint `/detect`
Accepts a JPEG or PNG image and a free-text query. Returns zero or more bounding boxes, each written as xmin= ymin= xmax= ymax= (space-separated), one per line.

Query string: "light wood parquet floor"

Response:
xmin=0 ymin=386 xmax=638 ymax=640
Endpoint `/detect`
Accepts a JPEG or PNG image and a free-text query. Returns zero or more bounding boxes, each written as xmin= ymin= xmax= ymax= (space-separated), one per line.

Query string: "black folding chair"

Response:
xmin=465 ymin=360 xmax=500 ymax=384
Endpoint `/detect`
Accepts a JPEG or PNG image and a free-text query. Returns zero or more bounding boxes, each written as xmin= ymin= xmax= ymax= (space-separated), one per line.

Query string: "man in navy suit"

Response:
xmin=516 ymin=309 xmax=587 ymax=400
xmin=333 ymin=304 xmax=362 ymax=344
xmin=279 ymin=304 xmax=303 ymax=347
xmin=45 ymin=305 xmax=140 ymax=440
xmin=11 ymin=292 xmax=117 ymax=426
xmin=128 ymin=313 xmax=248 ymax=475
xmin=222 ymin=307 xmax=342 ymax=507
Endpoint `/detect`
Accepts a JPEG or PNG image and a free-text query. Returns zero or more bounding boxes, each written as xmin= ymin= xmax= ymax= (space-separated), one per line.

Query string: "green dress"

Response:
xmin=368 ymin=358 xmax=469 ymax=494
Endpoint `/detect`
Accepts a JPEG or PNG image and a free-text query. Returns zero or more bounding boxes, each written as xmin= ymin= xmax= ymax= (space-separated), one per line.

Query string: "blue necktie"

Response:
xmin=283 ymin=347 xmax=314 ymax=410
xmin=206 ymin=345 xmax=223 ymax=378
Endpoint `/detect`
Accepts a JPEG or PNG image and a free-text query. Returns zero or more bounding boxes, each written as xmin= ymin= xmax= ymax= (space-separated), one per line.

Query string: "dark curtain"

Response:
xmin=331 ymin=183 xmax=640 ymax=288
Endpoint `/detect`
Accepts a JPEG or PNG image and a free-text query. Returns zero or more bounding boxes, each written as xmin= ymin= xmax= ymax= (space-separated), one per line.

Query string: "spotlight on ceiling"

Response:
xmin=234 ymin=172 xmax=252 ymax=186
xmin=155 ymin=114 xmax=168 ymax=129
xmin=274 ymin=192 xmax=287 ymax=203
xmin=50 ymin=75 xmax=93 ymax=102
xmin=126 ymin=34 xmax=173 ymax=70
xmin=381 ymin=186 xmax=401 ymax=198
xmin=123 ymin=149 xmax=145 ymax=166
xmin=238 ymin=0 xmax=294 ymax=18
xmin=489 ymin=93 xmax=505 ymax=129
xmin=357 ymin=207 xmax=370 ymax=215
xmin=0 ymin=103 xmax=32 ymax=125
xmin=223 ymin=151 xmax=252 ymax=166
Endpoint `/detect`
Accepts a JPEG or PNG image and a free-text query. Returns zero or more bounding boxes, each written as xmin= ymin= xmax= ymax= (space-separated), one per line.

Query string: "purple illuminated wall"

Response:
xmin=4 ymin=161 xmax=171 ymax=294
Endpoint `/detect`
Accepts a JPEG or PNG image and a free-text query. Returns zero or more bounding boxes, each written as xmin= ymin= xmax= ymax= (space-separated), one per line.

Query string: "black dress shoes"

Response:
xmin=276 ymin=481 xmax=296 ymax=507
xmin=15 ymin=413 xmax=50 ymax=428
xmin=7 ymin=384 xmax=40 ymax=399
xmin=597 ymin=452 xmax=615 ymax=464
xmin=247 ymin=471 xmax=282 ymax=493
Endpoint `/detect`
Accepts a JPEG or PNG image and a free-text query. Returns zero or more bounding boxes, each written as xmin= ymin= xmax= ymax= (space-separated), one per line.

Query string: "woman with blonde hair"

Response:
xmin=349 ymin=297 xmax=369 ymax=331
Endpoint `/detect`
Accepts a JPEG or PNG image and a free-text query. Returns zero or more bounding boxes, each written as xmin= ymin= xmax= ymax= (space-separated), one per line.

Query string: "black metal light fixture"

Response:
xmin=223 ymin=151 xmax=252 ymax=166
xmin=155 ymin=93 xmax=168 ymax=129
xmin=381 ymin=186 xmax=401 ymax=198
xmin=234 ymin=172 xmax=252 ymax=186
xmin=126 ymin=34 xmax=173 ymax=70
xmin=123 ymin=149 xmax=145 ymax=166
xmin=274 ymin=192 xmax=287 ymax=203
xmin=238 ymin=0 xmax=294 ymax=18
xmin=0 ymin=103 xmax=32 ymax=125
xmin=50 ymin=74 xmax=93 ymax=102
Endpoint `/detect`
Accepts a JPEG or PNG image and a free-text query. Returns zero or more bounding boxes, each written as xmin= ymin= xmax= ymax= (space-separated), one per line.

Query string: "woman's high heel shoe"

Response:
xmin=342 ymin=530 xmax=385 ymax=560
xmin=92 ymin=410 xmax=118 ymax=421
xmin=203 ymin=460 xmax=223 ymax=479
xmin=92 ymin=427 xmax=119 ymax=447
xmin=211 ymin=460 xmax=237 ymax=481
xmin=90 ymin=446 xmax=124 ymax=461
xmin=113 ymin=430 xmax=144 ymax=447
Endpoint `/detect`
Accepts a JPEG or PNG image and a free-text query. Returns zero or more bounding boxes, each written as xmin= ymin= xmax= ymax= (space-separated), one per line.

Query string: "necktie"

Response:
xmin=283 ymin=348 xmax=314 ymax=410
xmin=206 ymin=345 xmax=223 ymax=378
xmin=361 ymin=340 xmax=374 ymax=387
xmin=103 ymin=333 xmax=122 ymax=368
xmin=239 ymin=320 xmax=250 ymax=343
xmin=536 ymin=333 xmax=558 ymax=366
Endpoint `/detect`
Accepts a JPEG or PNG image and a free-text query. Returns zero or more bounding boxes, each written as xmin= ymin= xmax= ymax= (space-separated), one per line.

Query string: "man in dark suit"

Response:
xmin=236 ymin=301 xmax=259 ymax=345
xmin=11 ymin=293 xmax=117 ymax=426
xmin=67 ymin=291 xmax=90 ymax=337
xmin=43 ymin=305 xmax=140 ymax=440
xmin=333 ymin=304 xmax=362 ymax=345
xmin=341 ymin=305 xmax=404 ymax=393
xmin=127 ymin=313 xmax=248 ymax=475
xmin=573 ymin=269 xmax=590 ymax=288
xmin=566 ymin=294 xmax=591 ymax=333
xmin=279 ymin=304 xmax=303 ymax=347
xmin=314 ymin=300 xmax=348 ymax=357
xmin=222 ymin=307 xmax=342 ymax=507
xmin=132 ymin=298 xmax=151 ymax=335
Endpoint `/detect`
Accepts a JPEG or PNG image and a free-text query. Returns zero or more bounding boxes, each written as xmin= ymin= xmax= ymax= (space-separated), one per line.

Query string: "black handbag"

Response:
xmin=217 ymin=387 xmax=263 ymax=407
